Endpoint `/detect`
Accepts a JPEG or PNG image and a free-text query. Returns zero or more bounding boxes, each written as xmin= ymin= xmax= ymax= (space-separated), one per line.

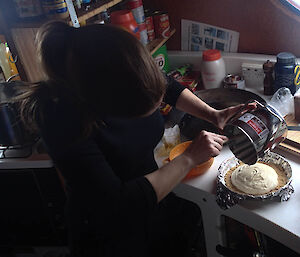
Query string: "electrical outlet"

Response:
xmin=242 ymin=63 xmax=265 ymax=89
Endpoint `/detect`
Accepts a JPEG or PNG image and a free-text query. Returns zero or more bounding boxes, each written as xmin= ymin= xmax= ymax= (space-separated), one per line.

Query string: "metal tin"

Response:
xmin=216 ymin=151 xmax=294 ymax=210
xmin=153 ymin=11 xmax=170 ymax=38
xmin=145 ymin=16 xmax=155 ymax=41
xmin=42 ymin=0 xmax=69 ymax=19
xmin=224 ymin=100 xmax=288 ymax=165
xmin=223 ymin=74 xmax=245 ymax=89
xmin=13 ymin=0 xmax=43 ymax=18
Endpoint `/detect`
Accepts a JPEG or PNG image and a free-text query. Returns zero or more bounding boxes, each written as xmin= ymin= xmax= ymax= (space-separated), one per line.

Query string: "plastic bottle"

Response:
xmin=201 ymin=49 xmax=226 ymax=89
xmin=274 ymin=52 xmax=296 ymax=95
xmin=110 ymin=10 xmax=140 ymax=40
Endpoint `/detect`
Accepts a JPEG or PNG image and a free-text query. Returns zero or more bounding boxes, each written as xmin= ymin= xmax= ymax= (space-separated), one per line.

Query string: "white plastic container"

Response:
xmin=201 ymin=49 xmax=226 ymax=89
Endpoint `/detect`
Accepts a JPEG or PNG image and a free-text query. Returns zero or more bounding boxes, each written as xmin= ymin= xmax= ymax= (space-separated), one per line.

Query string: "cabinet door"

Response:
xmin=0 ymin=167 xmax=67 ymax=246
xmin=11 ymin=27 xmax=44 ymax=82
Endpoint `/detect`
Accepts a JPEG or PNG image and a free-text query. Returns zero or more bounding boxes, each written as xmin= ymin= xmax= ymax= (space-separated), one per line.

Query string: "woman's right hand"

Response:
xmin=182 ymin=130 xmax=228 ymax=167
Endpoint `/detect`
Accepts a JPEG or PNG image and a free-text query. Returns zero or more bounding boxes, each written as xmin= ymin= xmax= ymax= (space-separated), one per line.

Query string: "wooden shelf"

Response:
xmin=76 ymin=0 xmax=122 ymax=23
xmin=10 ymin=0 xmax=123 ymax=28
xmin=147 ymin=28 xmax=176 ymax=55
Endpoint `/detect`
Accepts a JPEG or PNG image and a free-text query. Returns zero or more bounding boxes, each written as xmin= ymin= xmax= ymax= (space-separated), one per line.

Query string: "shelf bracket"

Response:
xmin=65 ymin=0 xmax=80 ymax=28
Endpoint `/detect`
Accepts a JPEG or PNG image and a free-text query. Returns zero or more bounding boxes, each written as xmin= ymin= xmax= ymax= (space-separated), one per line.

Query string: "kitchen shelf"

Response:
xmin=75 ymin=0 xmax=122 ymax=23
xmin=10 ymin=0 xmax=123 ymax=28
xmin=147 ymin=28 xmax=176 ymax=55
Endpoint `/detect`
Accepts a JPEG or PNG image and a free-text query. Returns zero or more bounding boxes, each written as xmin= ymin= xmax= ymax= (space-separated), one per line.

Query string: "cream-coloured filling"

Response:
xmin=231 ymin=163 xmax=278 ymax=195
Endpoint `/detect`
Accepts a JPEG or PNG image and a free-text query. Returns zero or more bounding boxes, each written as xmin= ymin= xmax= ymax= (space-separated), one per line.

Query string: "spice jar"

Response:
xmin=201 ymin=49 xmax=226 ymax=89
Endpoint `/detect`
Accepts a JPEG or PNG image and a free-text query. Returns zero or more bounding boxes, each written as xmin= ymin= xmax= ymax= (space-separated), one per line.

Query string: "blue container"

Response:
xmin=274 ymin=52 xmax=296 ymax=95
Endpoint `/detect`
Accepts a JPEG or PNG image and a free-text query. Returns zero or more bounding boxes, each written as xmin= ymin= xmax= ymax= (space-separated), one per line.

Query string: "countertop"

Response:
xmin=168 ymin=87 xmax=300 ymax=255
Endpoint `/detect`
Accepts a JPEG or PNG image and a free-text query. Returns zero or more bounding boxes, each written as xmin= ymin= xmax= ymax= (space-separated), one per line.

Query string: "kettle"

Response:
xmin=223 ymin=100 xmax=287 ymax=165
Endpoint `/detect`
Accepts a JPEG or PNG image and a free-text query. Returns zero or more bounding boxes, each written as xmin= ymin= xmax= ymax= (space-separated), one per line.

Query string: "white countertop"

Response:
xmin=176 ymin=144 xmax=300 ymax=254
xmin=171 ymin=87 xmax=300 ymax=255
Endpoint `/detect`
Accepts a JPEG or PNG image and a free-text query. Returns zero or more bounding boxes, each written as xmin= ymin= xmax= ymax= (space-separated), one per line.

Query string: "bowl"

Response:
xmin=169 ymin=141 xmax=214 ymax=179
xmin=216 ymin=151 xmax=294 ymax=209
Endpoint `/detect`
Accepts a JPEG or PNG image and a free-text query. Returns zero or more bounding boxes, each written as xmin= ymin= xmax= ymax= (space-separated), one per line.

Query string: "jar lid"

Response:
xmin=202 ymin=49 xmax=221 ymax=61
xmin=276 ymin=52 xmax=295 ymax=65
xmin=110 ymin=10 xmax=134 ymax=24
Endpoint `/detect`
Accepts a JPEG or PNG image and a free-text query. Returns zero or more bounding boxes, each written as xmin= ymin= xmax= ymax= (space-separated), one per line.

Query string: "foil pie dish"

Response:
xmin=216 ymin=151 xmax=294 ymax=210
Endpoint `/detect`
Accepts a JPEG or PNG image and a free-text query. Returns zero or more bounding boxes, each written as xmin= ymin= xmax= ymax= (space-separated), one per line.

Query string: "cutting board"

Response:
xmin=278 ymin=115 xmax=300 ymax=156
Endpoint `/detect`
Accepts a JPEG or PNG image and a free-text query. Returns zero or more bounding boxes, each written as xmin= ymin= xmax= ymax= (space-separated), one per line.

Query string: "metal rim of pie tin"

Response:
xmin=216 ymin=151 xmax=294 ymax=210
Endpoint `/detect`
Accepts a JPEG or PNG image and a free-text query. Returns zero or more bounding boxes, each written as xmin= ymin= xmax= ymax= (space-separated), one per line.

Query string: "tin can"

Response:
xmin=153 ymin=11 xmax=170 ymax=39
xmin=145 ymin=15 xmax=155 ymax=41
xmin=223 ymin=74 xmax=245 ymax=89
xmin=42 ymin=0 xmax=69 ymax=19
xmin=13 ymin=0 xmax=43 ymax=18
xmin=138 ymin=22 xmax=149 ymax=45
xmin=127 ymin=0 xmax=145 ymax=24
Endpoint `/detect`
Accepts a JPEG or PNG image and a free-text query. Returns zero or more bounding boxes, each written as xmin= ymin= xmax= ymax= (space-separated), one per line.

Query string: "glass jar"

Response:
xmin=274 ymin=52 xmax=296 ymax=95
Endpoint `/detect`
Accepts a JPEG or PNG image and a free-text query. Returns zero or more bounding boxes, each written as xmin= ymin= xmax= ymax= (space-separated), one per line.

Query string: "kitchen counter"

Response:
xmin=170 ymin=87 xmax=300 ymax=257
xmin=174 ymin=146 xmax=300 ymax=256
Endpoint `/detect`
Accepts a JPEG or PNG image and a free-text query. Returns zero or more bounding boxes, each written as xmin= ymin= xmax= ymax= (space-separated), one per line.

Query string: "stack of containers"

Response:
xmin=126 ymin=0 xmax=148 ymax=45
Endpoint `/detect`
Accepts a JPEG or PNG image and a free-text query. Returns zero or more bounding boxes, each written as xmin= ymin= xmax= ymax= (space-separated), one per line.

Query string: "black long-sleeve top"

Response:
xmin=37 ymin=78 xmax=186 ymax=254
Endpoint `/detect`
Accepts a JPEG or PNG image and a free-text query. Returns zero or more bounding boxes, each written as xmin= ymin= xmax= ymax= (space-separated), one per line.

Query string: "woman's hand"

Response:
xmin=213 ymin=104 xmax=244 ymax=130
xmin=212 ymin=102 xmax=257 ymax=130
xmin=146 ymin=130 xmax=228 ymax=202
xmin=182 ymin=130 xmax=228 ymax=166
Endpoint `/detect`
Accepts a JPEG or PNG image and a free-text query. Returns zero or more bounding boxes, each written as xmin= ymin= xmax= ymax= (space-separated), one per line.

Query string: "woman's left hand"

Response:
xmin=213 ymin=104 xmax=244 ymax=130
xmin=213 ymin=103 xmax=257 ymax=130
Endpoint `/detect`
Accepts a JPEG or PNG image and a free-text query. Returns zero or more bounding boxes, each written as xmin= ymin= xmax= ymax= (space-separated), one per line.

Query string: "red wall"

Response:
xmin=143 ymin=0 xmax=300 ymax=57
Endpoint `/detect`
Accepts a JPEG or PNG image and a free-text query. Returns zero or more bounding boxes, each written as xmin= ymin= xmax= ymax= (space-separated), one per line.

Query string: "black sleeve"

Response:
xmin=38 ymin=97 xmax=158 ymax=236
xmin=163 ymin=75 xmax=186 ymax=106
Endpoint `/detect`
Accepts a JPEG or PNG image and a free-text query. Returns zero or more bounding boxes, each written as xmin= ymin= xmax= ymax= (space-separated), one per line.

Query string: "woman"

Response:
xmin=20 ymin=21 xmax=241 ymax=257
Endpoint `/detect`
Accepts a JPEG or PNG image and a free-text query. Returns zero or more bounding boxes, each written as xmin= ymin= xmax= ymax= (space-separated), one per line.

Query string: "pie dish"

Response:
xmin=216 ymin=151 xmax=294 ymax=209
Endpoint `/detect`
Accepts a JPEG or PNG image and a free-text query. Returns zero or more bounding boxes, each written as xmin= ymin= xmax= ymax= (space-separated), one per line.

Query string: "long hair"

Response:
xmin=20 ymin=21 xmax=166 ymax=135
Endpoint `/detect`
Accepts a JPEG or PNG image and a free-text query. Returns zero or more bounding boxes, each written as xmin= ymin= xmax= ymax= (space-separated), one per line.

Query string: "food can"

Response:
xmin=153 ymin=11 xmax=170 ymax=38
xmin=138 ymin=22 xmax=149 ymax=45
xmin=42 ymin=0 xmax=69 ymax=19
xmin=223 ymin=74 xmax=245 ymax=89
xmin=145 ymin=15 xmax=155 ymax=41
xmin=126 ymin=0 xmax=145 ymax=24
xmin=13 ymin=0 xmax=43 ymax=18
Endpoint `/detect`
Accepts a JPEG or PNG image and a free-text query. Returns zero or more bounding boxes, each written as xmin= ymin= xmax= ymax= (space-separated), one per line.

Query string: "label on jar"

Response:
xmin=238 ymin=113 xmax=269 ymax=139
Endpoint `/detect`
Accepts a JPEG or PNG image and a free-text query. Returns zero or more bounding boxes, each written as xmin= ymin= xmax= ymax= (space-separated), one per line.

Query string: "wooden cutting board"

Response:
xmin=278 ymin=115 xmax=300 ymax=156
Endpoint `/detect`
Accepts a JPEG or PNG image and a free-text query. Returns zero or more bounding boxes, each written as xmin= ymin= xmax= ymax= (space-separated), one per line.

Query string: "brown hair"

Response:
xmin=21 ymin=21 xmax=166 ymax=135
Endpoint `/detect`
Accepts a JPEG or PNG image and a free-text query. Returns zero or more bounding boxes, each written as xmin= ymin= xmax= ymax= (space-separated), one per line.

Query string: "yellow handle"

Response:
xmin=295 ymin=65 xmax=300 ymax=86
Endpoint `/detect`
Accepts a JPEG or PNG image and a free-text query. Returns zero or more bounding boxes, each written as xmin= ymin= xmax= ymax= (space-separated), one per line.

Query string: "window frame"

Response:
xmin=281 ymin=0 xmax=300 ymax=15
